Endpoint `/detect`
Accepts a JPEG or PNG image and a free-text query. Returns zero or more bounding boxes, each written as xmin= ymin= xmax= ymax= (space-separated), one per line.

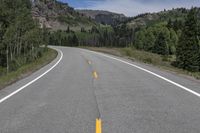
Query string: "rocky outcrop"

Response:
xmin=31 ymin=0 xmax=95 ymax=30
xmin=77 ymin=10 xmax=127 ymax=25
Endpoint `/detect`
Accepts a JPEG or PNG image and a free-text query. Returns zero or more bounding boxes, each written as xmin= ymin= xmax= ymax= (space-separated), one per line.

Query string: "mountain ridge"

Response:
xmin=31 ymin=0 xmax=96 ymax=30
xmin=77 ymin=9 xmax=127 ymax=25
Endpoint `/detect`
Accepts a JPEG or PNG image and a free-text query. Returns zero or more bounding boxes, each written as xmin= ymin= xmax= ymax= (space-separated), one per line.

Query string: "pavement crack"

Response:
xmin=92 ymin=77 xmax=101 ymax=119
xmin=80 ymin=54 xmax=101 ymax=119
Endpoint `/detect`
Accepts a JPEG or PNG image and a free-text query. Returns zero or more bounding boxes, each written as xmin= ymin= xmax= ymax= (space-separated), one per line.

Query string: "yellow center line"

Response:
xmin=93 ymin=71 xmax=98 ymax=79
xmin=96 ymin=118 xmax=102 ymax=133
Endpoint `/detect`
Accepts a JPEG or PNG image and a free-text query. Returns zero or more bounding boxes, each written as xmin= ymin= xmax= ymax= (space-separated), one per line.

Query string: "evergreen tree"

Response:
xmin=176 ymin=8 xmax=200 ymax=71
xmin=135 ymin=30 xmax=146 ymax=49
xmin=153 ymin=31 xmax=169 ymax=55
xmin=0 ymin=0 xmax=48 ymax=73
xmin=72 ymin=34 xmax=78 ymax=46
xmin=144 ymin=30 xmax=156 ymax=51
xmin=167 ymin=18 xmax=173 ymax=29
xmin=169 ymin=28 xmax=178 ymax=54
xmin=42 ymin=25 xmax=49 ymax=48
xmin=198 ymin=18 xmax=200 ymax=70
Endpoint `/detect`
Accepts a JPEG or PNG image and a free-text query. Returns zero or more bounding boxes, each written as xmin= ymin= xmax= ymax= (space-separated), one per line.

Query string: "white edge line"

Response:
xmin=83 ymin=49 xmax=200 ymax=98
xmin=0 ymin=48 xmax=63 ymax=104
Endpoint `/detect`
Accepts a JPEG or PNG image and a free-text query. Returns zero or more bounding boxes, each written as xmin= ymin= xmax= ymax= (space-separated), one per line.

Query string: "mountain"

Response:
xmin=124 ymin=8 xmax=200 ymax=30
xmin=31 ymin=0 xmax=96 ymax=30
xmin=77 ymin=10 xmax=127 ymax=26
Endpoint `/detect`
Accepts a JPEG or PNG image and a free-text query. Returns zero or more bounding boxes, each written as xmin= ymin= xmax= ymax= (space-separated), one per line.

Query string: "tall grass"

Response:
xmin=0 ymin=48 xmax=57 ymax=89
xmin=86 ymin=47 xmax=200 ymax=80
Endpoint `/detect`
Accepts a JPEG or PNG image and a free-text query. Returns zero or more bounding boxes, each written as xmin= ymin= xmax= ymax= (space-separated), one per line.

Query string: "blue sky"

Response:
xmin=59 ymin=0 xmax=200 ymax=16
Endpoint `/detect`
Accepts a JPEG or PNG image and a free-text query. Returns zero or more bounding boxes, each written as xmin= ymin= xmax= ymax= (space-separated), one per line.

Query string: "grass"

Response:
xmin=0 ymin=48 xmax=58 ymax=89
xmin=85 ymin=47 xmax=200 ymax=80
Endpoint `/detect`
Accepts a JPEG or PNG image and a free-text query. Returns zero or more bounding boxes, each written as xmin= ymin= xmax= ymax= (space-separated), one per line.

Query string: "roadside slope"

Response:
xmin=0 ymin=48 xmax=57 ymax=90
xmin=86 ymin=47 xmax=200 ymax=80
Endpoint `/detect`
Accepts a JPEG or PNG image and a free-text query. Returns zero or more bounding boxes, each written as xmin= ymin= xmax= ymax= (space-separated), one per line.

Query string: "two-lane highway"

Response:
xmin=0 ymin=46 xmax=200 ymax=133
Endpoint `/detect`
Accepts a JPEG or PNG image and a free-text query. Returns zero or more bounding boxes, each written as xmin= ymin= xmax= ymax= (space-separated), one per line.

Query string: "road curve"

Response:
xmin=0 ymin=46 xmax=200 ymax=133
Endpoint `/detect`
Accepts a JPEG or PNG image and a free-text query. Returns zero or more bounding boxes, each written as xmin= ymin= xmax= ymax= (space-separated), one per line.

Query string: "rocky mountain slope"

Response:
xmin=31 ymin=0 xmax=96 ymax=30
xmin=77 ymin=10 xmax=127 ymax=25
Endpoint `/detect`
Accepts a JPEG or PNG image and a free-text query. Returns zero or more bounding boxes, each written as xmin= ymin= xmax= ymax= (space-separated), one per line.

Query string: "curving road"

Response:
xmin=0 ymin=46 xmax=200 ymax=133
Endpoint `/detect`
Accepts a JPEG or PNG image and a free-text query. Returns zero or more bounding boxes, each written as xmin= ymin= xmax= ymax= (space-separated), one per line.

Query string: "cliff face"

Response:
xmin=31 ymin=0 xmax=95 ymax=30
xmin=77 ymin=10 xmax=127 ymax=26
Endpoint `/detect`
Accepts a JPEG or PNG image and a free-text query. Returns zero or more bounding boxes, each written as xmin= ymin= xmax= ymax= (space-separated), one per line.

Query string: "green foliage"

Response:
xmin=135 ymin=30 xmax=146 ymax=49
xmin=144 ymin=30 xmax=156 ymax=51
xmin=49 ymin=25 xmax=115 ymax=47
xmin=134 ymin=24 xmax=172 ymax=55
xmin=153 ymin=31 xmax=169 ymax=55
xmin=113 ymin=24 xmax=134 ymax=47
xmin=0 ymin=0 xmax=49 ymax=73
xmin=0 ymin=48 xmax=57 ymax=88
xmin=49 ymin=6 xmax=200 ymax=73
xmin=57 ymin=15 xmax=78 ymax=25
xmin=131 ymin=7 xmax=200 ymax=72
xmin=176 ymin=8 xmax=200 ymax=72
xmin=169 ymin=28 xmax=178 ymax=54
xmin=132 ymin=8 xmax=200 ymax=72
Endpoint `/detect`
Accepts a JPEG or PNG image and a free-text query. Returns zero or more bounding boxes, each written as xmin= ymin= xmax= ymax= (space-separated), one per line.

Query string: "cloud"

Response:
xmin=78 ymin=0 xmax=199 ymax=16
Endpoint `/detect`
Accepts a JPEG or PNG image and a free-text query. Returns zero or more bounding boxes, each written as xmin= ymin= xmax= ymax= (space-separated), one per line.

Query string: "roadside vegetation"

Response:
xmin=0 ymin=0 xmax=50 ymax=73
xmin=48 ymin=24 xmax=114 ymax=47
xmin=1 ymin=0 xmax=199 ymax=88
xmin=133 ymin=8 xmax=200 ymax=72
xmin=0 ymin=48 xmax=57 ymax=89
xmin=49 ymin=7 xmax=200 ymax=79
xmin=86 ymin=47 xmax=200 ymax=80
xmin=0 ymin=0 xmax=56 ymax=88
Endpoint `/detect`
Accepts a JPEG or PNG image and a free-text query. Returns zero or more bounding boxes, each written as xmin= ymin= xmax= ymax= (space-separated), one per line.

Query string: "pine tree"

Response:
xmin=173 ymin=19 xmax=179 ymax=31
xmin=72 ymin=34 xmax=78 ymax=46
xmin=144 ymin=30 xmax=156 ymax=51
xmin=67 ymin=26 xmax=70 ymax=33
xmin=135 ymin=30 xmax=146 ymax=49
xmin=176 ymin=8 xmax=200 ymax=71
xmin=167 ymin=18 xmax=173 ymax=29
xmin=0 ymin=0 xmax=46 ymax=72
xmin=153 ymin=31 xmax=169 ymax=55
xmin=169 ymin=28 xmax=178 ymax=55
xmin=42 ymin=25 xmax=49 ymax=48
xmin=198 ymin=19 xmax=200 ymax=71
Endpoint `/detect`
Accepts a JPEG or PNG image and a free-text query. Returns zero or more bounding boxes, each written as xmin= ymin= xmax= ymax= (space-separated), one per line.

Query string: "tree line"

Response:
xmin=49 ymin=25 xmax=115 ymax=47
xmin=134 ymin=8 xmax=200 ymax=72
xmin=48 ymin=7 xmax=200 ymax=72
xmin=176 ymin=8 xmax=200 ymax=72
xmin=1 ymin=1 xmax=198 ymax=76
xmin=0 ymin=0 xmax=48 ymax=74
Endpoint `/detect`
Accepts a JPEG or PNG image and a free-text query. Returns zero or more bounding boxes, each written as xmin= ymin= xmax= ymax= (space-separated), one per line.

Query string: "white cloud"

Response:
xmin=81 ymin=0 xmax=199 ymax=16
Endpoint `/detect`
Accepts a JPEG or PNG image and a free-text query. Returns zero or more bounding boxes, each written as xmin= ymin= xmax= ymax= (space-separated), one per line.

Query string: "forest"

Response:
xmin=133 ymin=8 xmax=200 ymax=72
xmin=0 ymin=0 xmax=199 ymax=76
xmin=50 ymin=7 xmax=200 ymax=72
xmin=0 ymin=0 xmax=49 ymax=75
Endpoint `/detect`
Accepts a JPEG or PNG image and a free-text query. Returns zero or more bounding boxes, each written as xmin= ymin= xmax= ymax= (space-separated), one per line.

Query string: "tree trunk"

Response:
xmin=6 ymin=45 xmax=9 ymax=74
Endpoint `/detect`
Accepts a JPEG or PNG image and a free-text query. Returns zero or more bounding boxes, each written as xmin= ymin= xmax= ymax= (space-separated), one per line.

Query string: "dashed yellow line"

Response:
xmin=93 ymin=71 xmax=98 ymax=79
xmin=96 ymin=118 xmax=102 ymax=133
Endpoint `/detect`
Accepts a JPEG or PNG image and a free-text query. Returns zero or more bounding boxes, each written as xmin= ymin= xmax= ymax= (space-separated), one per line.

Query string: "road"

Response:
xmin=0 ymin=46 xmax=200 ymax=133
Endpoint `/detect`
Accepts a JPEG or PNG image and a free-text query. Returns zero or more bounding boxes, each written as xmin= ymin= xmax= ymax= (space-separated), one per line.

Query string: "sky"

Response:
xmin=59 ymin=0 xmax=200 ymax=16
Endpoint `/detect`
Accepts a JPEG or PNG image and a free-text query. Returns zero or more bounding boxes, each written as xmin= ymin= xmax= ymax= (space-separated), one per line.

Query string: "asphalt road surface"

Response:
xmin=0 ymin=46 xmax=200 ymax=133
